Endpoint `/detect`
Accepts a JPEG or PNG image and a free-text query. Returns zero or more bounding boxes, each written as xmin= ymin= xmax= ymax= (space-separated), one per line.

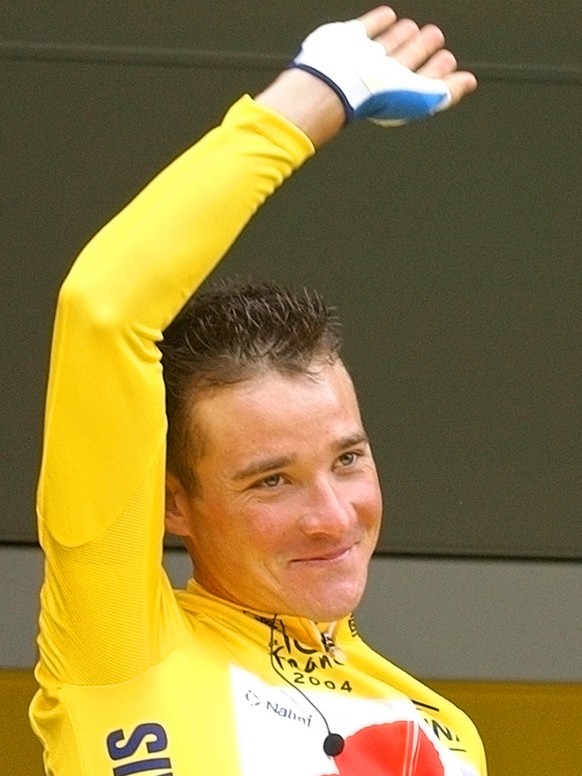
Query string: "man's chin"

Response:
xmin=289 ymin=586 xmax=365 ymax=623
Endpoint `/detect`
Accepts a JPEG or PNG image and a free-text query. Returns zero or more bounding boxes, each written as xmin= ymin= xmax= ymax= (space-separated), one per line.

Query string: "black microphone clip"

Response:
xmin=323 ymin=732 xmax=345 ymax=757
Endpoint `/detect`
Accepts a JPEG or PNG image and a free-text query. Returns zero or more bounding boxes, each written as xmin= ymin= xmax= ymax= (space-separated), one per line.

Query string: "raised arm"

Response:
xmin=35 ymin=5 xmax=477 ymax=687
xmin=258 ymin=6 xmax=477 ymax=146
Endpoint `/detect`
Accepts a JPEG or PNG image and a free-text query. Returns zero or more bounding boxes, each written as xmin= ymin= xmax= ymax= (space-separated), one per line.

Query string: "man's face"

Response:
xmin=166 ymin=361 xmax=382 ymax=622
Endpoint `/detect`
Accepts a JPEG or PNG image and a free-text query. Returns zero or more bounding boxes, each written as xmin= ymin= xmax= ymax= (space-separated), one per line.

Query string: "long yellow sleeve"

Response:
xmin=35 ymin=96 xmax=314 ymax=686
xmin=38 ymin=95 xmax=313 ymax=548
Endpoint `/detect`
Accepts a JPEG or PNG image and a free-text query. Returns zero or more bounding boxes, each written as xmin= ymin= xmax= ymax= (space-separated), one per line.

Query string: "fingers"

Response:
xmin=416 ymin=48 xmax=457 ymax=78
xmin=357 ymin=6 xmax=397 ymax=38
xmin=417 ymin=50 xmax=478 ymax=104
xmin=387 ymin=23 xmax=445 ymax=69
xmin=441 ymin=71 xmax=479 ymax=106
xmin=358 ymin=7 xmax=478 ymax=106
xmin=374 ymin=18 xmax=422 ymax=55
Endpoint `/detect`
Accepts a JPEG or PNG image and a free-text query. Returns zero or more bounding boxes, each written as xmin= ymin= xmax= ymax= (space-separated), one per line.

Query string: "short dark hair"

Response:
xmin=160 ymin=279 xmax=343 ymax=493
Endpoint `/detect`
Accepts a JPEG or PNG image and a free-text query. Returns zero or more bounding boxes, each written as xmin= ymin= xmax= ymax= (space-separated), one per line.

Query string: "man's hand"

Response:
xmin=256 ymin=5 xmax=477 ymax=145
xmin=358 ymin=6 xmax=477 ymax=117
xmin=293 ymin=5 xmax=477 ymax=126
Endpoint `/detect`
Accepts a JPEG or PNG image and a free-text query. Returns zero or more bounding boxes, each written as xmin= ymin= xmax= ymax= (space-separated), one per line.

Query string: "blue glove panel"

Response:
xmin=354 ymin=89 xmax=450 ymax=126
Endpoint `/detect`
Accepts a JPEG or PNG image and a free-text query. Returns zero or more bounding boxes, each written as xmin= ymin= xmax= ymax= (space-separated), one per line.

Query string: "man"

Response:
xmin=31 ymin=6 xmax=484 ymax=775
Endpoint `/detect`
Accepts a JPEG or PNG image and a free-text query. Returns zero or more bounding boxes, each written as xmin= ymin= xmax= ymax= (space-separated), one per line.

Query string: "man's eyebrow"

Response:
xmin=232 ymin=455 xmax=296 ymax=482
xmin=334 ymin=431 xmax=369 ymax=451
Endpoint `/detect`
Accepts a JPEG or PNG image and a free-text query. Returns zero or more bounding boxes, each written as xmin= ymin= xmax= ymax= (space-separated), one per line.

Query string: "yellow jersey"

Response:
xmin=31 ymin=95 xmax=487 ymax=776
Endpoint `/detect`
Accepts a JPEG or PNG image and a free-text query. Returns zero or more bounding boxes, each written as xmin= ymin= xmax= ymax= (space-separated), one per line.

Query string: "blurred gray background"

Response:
xmin=1 ymin=0 xmax=581 ymax=684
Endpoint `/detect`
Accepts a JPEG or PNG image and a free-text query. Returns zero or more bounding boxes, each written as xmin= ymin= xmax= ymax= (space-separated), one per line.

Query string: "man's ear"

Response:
xmin=165 ymin=472 xmax=193 ymax=538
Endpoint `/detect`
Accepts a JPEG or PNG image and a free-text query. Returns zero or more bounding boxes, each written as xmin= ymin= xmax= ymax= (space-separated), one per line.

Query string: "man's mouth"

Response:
xmin=291 ymin=544 xmax=355 ymax=564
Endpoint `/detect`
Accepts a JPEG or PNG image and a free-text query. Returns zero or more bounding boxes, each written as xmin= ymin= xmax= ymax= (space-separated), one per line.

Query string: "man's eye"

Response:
xmin=337 ymin=451 xmax=360 ymax=467
xmin=258 ymin=474 xmax=283 ymax=489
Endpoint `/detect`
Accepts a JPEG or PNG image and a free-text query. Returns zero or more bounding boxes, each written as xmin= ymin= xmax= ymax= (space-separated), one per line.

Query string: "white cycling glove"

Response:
xmin=292 ymin=19 xmax=452 ymax=126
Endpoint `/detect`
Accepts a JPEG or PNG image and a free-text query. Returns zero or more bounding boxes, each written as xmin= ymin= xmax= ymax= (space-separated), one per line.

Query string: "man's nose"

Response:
xmin=298 ymin=476 xmax=353 ymax=536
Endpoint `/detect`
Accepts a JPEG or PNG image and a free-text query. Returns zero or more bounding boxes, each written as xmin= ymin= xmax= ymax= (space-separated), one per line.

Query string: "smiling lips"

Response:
xmin=291 ymin=544 xmax=356 ymax=564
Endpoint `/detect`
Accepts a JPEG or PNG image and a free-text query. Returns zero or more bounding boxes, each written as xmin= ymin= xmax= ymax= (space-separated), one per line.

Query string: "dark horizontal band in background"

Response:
xmin=2 ymin=40 xmax=581 ymax=84
xmin=3 ymin=538 xmax=581 ymax=562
